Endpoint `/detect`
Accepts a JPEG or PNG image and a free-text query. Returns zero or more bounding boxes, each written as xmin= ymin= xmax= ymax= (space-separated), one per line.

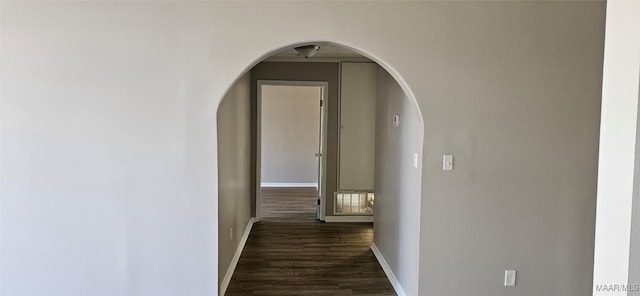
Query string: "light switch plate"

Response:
xmin=443 ymin=154 xmax=453 ymax=171
xmin=504 ymin=270 xmax=516 ymax=287
xmin=413 ymin=153 xmax=419 ymax=168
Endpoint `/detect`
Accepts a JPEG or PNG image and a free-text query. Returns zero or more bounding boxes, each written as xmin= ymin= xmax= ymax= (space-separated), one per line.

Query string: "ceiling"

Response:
xmin=265 ymin=43 xmax=371 ymax=61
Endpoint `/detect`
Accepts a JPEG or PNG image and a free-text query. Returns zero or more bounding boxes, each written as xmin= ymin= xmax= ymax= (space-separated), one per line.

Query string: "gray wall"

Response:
xmin=217 ymin=73 xmax=252 ymax=287
xmin=417 ymin=2 xmax=604 ymax=295
xmin=340 ymin=62 xmax=377 ymax=191
xmin=260 ymin=85 xmax=320 ymax=185
xmin=251 ymin=62 xmax=339 ymax=216
xmin=374 ymin=68 xmax=423 ymax=296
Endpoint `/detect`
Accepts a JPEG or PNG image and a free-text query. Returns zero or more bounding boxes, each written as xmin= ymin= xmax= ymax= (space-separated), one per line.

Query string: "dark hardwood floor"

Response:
xmin=225 ymin=188 xmax=396 ymax=296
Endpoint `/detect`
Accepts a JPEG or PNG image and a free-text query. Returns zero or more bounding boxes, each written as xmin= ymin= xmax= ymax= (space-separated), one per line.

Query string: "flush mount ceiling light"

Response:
xmin=294 ymin=45 xmax=320 ymax=59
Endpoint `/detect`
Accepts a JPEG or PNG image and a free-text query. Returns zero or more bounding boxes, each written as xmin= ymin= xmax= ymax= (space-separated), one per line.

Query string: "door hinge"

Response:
xmin=320 ymin=99 xmax=323 ymax=107
xmin=317 ymin=199 xmax=321 ymax=205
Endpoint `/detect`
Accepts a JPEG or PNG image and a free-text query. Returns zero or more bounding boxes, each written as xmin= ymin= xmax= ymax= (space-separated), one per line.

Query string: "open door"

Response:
xmin=316 ymin=87 xmax=326 ymax=220
xmin=256 ymin=80 xmax=328 ymax=222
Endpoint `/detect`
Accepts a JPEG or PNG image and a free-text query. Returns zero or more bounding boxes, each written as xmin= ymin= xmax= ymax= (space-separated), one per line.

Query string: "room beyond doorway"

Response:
xmin=256 ymin=82 xmax=329 ymax=221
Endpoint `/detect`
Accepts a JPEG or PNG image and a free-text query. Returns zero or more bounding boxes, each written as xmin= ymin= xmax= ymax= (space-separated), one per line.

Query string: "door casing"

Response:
xmin=256 ymin=80 xmax=329 ymax=221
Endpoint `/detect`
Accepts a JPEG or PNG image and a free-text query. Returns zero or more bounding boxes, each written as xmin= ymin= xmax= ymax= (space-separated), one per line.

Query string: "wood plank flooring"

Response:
xmin=259 ymin=187 xmax=318 ymax=222
xmin=225 ymin=188 xmax=396 ymax=296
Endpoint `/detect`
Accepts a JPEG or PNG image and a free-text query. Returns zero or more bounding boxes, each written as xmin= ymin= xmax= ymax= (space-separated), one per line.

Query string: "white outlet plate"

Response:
xmin=443 ymin=154 xmax=453 ymax=171
xmin=504 ymin=270 xmax=516 ymax=286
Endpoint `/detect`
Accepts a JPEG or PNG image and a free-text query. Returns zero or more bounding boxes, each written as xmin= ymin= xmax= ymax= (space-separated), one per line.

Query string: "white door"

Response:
xmin=316 ymin=87 xmax=325 ymax=220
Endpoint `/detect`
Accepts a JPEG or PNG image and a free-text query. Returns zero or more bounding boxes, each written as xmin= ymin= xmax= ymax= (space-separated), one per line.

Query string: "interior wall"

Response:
xmin=374 ymin=67 xmax=423 ymax=296
xmin=339 ymin=62 xmax=377 ymax=191
xmin=217 ymin=73 xmax=252 ymax=288
xmin=251 ymin=62 xmax=339 ymax=216
xmin=1 ymin=3 xmax=221 ymax=295
xmin=260 ymin=85 xmax=320 ymax=185
xmin=417 ymin=3 xmax=604 ymax=295
xmin=1 ymin=2 xmax=607 ymax=296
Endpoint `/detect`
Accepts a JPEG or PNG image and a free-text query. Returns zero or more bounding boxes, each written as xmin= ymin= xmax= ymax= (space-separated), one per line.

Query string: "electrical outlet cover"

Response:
xmin=504 ymin=270 xmax=516 ymax=286
xmin=443 ymin=154 xmax=453 ymax=171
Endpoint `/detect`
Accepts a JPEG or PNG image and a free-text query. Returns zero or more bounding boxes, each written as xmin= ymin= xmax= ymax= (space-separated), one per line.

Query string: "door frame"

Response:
xmin=256 ymin=80 xmax=329 ymax=222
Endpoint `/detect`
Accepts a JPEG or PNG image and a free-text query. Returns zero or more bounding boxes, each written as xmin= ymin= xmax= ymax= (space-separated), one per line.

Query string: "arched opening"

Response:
xmin=216 ymin=41 xmax=424 ymax=296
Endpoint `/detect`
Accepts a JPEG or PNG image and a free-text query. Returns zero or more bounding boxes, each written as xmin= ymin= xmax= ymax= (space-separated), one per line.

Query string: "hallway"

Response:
xmin=225 ymin=188 xmax=396 ymax=296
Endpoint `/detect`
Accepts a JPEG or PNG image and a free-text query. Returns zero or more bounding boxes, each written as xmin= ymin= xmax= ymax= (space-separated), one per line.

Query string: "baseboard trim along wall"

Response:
xmin=370 ymin=243 xmax=407 ymax=296
xmin=260 ymin=182 xmax=318 ymax=188
xmin=220 ymin=217 xmax=255 ymax=296
xmin=324 ymin=215 xmax=374 ymax=223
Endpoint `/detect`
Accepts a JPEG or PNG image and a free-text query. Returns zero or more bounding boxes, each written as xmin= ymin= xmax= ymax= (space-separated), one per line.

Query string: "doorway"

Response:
xmin=218 ymin=43 xmax=424 ymax=296
xmin=256 ymin=81 xmax=329 ymax=222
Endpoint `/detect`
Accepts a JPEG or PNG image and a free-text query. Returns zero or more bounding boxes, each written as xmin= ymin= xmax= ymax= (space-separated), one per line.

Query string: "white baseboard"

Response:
xmin=370 ymin=243 xmax=407 ymax=296
xmin=323 ymin=215 xmax=374 ymax=223
xmin=219 ymin=217 xmax=255 ymax=296
xmin=261 ymin=182 xmax=318 ymax=188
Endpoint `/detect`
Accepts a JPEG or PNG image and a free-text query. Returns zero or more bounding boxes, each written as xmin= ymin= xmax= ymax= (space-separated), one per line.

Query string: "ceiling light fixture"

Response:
xmin=294 ymin=45 xmax=320 ymax=59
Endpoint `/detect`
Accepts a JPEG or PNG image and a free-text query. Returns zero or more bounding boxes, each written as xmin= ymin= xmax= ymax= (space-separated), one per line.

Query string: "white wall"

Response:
xmin=217 ymin=73 xmax=252 ymax=288
xmin=374 ymin=68 xmax=423 ymax=296
xmin=260 ymin=85 xmax=320 ymax=185
xmin=0 ymin=2 xmax=606 ymax=296
xmin=592 ymin=1 xmax=640 ymax=295
xmin=1 ymin=3 xmax=220 ymax=295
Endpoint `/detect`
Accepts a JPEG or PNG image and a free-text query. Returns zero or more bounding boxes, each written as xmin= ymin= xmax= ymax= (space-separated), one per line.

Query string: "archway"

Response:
xmin=216 ymin=41 xmax=424 ymax=296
